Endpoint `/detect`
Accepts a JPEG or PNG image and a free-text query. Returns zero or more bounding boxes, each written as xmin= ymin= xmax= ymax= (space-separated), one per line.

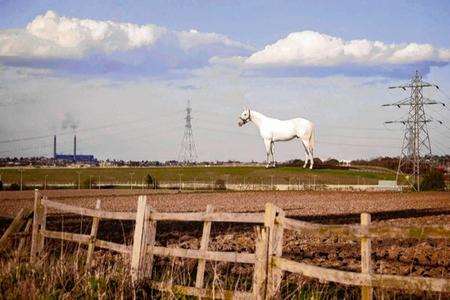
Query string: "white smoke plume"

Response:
xmin=61 ymin=112 xmax=79 ymax=132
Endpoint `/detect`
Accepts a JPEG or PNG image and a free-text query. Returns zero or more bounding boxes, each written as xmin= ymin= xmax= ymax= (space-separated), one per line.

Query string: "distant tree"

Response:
xmin=281 ymin=159 xmax=304 ymax=167
xmin=324 ymin=158 xmax=339 ymax=166
xmin=420 ymin=168 xmax=446 ymax=191
xmin=313 ymin=158 xmax=323 ymax=166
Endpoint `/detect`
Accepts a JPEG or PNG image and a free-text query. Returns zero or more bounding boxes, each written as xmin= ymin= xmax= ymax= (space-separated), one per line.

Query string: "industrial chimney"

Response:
xmin=53 ymin=135 xmax=57 ymax=159
xmin=73 ymin=135 xmax=77 ymax=162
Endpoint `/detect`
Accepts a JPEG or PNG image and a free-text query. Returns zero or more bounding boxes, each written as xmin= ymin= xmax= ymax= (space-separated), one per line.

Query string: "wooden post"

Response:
xmin=131 ymin=195 xmax=153 ymax=282
xmin=361 ymin=213 xmax=373 ymax=300
xmin=252 ymin=226 xmax=269 ymax=300
xmin=86 ymin=199 xmax=101 ymax=268
xmin=264 ymin=203 xmax=285 ymax=298
xmin=37 ymin=196 xmax=47 ymax=254
xmin=30 ymin=189 xmax=45 ymax=263
xmin=195 ymin=205 xmax=214 ymax=289
xmin=146 ymin=204 xmax=157 ymax=280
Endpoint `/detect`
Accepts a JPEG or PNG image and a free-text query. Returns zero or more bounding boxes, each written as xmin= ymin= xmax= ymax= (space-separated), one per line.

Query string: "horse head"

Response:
xmin=238 ymin=108 xmax=251 ymax=127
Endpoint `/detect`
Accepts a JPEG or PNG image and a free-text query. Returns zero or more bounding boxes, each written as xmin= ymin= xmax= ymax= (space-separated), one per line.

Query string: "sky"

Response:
xmin=0 ymin=0 xmax=449 ymax=162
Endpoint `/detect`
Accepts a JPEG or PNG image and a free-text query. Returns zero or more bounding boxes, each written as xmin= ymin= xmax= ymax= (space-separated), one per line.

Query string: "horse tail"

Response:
xmin=309 ymin=123 xmax=315 ymax=153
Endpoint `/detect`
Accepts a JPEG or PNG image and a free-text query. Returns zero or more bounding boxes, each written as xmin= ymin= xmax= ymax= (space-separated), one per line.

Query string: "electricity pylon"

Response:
xmin=383 ymin=70 xmax=445 ymax=191
xmin=178 ymin=100 xmax=198 ymax=164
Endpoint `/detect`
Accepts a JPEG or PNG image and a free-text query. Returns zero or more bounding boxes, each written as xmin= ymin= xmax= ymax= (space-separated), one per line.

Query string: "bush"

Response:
xmin=313 ymin=158 xmax=323 ymax=166
xmin=80 ymin=178 xmax=98 ymax=189
xmin=215 ymin=179 xmax=226 ymax=190
xmin=8 ymin=183 xmax=20 ymax=191
xmin=420 ymin=168 xmax=446 ymax=191
xmin=145 ymin=174 xmax=158 ymax=189
xmin=324 ymin=158 xmax=340 ymax=166
xmin=281 ymin=159 xmax=305 ymax=167
xmin=100 ymin=185 xmax=114 ymax=189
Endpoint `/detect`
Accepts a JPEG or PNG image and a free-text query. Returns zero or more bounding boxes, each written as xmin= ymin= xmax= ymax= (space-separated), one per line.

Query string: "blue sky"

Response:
xmin=2 ymin=0 xmax=450 ymax=48
xmin=0 ymin=1 xmax=449 ymax=161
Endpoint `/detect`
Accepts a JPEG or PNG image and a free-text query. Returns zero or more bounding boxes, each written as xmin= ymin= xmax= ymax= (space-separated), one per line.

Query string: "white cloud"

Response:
xmin=177 ymin=29 xmax=252 ymax=51
xmin=208 ymin=55 xmax=246 ymax=67
xmin=245 ymin=31 xmax=450 ymax=67
xmin=1 ymin=12 xmax=449 ymax=78
xmin=0 ymin=11 xmax=251 ymax=62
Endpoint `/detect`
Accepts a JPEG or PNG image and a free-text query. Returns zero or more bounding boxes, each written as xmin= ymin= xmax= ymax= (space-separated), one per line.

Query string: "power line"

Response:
xmin=0 ymin=113 xmax=184 ymax=156
xmin=0 ymin=111 xmax=185 ymax=145
xmin=0 ymin=124 xmax=184 ymax=156
xmin=196 ymin=126 xmax=399 ymax=149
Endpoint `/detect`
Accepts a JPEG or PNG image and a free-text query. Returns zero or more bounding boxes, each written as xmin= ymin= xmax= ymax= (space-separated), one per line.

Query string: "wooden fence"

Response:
xmin=29 ymin=189 xmax=450 ymax=299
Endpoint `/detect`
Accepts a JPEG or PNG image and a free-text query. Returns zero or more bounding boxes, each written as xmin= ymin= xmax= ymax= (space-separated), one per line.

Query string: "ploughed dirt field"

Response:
xmin=1 ymin=190 xmax=449 ymax=293
xmin=0 ymin=189 xmax=449 ymax=218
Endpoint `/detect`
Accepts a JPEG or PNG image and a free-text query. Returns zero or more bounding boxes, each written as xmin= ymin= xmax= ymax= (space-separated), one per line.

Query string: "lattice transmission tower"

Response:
xmin=178 ymin=99 xmax=198 ymax=164
xmin=383 ymin=70 xmax=445 ymax=191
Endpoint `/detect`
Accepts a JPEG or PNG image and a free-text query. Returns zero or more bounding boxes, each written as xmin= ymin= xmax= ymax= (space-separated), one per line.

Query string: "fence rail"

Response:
xmin=29 ymin=189 xmax=450 ymax=299
xmin=41 ymin=229 xmax=131 ymax=254
xmin=274 ymin=257 xmax=449 ymax=292
xmin=282 ymin=216 xmax=450 ymax=239
xmin=150 ymin=211 xmax=264 ymax=223
xmin=41 ymin=198 xmax=136 ymax=220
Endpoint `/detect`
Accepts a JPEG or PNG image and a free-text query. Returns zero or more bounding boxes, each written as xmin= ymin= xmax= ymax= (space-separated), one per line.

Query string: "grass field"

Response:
xmin=0 ymin=165 xmax=397 ymax=187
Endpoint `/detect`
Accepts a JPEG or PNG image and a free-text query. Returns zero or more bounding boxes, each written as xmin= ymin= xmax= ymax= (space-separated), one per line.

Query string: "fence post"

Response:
xmin=195 ymin=205 xmax=213 ymax=289
xmin=361 ymin=213 xmax=373 ymax=300
xmin=264 ymin=202 xmax=285 ymax=298
xmin=146 ymin=204 xmax=157 ymax=280
xmin=30 ymin=189 xmax=45 ymax=263
xmin=86 ymin=199 xmax=101 ymax=268
xmin=37 ymin=196 xmax=47 ymax=254
xmin=252 ymin=226 xmax=269 ymax=300
xmin=131 ymin=195 xmax=150 ymax=282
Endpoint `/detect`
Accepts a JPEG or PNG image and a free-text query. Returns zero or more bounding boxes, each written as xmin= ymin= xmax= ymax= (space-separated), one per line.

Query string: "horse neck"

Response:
xmin=250 ymin=111 xmax=266 ymax=127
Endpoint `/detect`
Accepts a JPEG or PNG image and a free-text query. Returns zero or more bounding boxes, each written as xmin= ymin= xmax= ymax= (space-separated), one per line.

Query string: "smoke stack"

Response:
xmin=53 ymin=135 xmax=57 ymax=159
xmin=73 ymin=135 xmax=77 ymax=162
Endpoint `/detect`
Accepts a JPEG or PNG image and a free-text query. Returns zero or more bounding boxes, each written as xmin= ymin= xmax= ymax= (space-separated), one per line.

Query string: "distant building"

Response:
xmin=53 ymin=135 xmax=96 ymax=164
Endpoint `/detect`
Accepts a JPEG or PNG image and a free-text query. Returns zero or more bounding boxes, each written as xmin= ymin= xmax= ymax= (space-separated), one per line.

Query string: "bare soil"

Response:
xmin=0 ymin=189 xmax=449 ymax=219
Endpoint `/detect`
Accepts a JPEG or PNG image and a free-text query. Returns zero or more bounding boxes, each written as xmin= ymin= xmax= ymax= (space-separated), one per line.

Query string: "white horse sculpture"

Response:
xmin=238 ymin=108 xmax=315 ymax=169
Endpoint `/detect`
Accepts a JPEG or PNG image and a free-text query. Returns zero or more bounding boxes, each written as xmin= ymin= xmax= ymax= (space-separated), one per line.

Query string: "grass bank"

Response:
xmin=0 ymin=165 xmax=397 ymax=189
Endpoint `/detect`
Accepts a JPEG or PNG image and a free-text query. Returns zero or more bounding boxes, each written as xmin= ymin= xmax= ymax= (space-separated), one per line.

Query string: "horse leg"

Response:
xmin=264 ymin=139 xmax=271 ymax=168
xmin=271 ymin=141 xmax=276 ymax=167
xmin=301 ymin=140 xmax=310 ymax=168
xmin=308 ymin=147 xmax=314 ymax=169
xmin=303 ymin=139 xmax=314 ymax=169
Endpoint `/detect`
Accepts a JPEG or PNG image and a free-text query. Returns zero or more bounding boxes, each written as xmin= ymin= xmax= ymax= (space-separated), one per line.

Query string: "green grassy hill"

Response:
xmin=0 ymin=165 xmax=397 ymax=188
